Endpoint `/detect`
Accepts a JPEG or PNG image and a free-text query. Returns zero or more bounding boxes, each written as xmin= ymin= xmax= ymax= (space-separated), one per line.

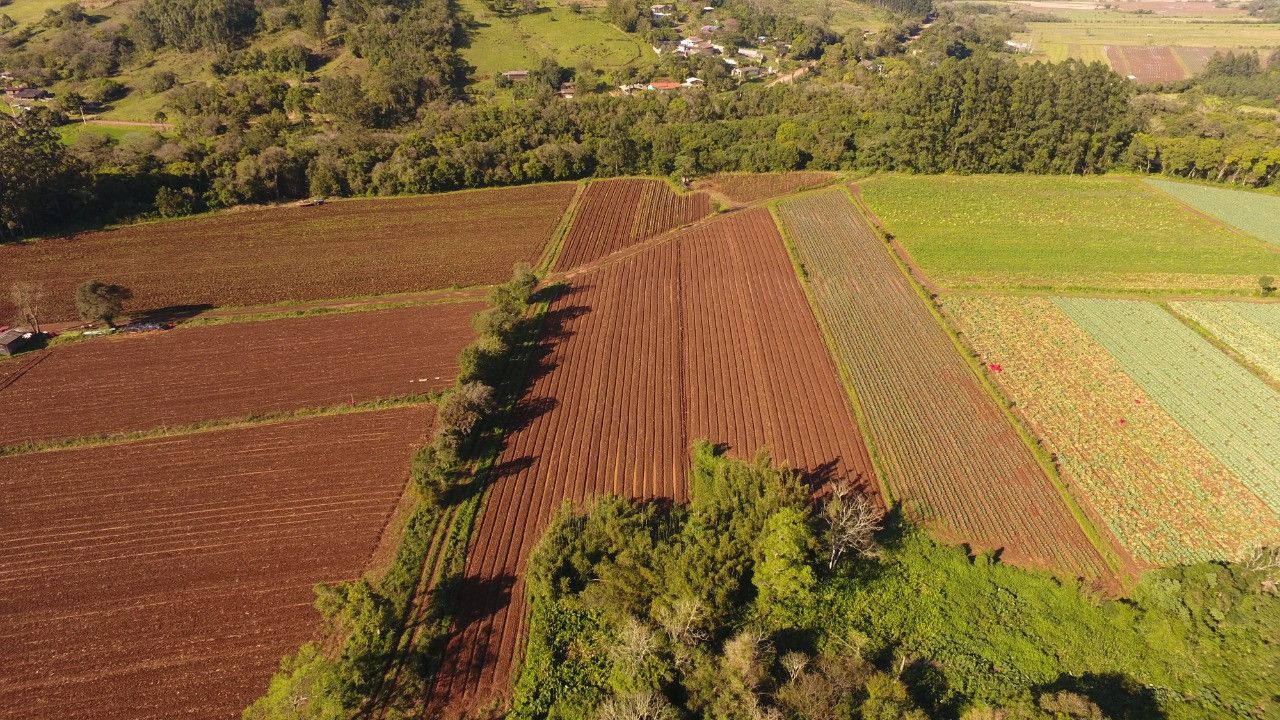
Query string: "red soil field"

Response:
xmin=694 ymin=171 xmax=836 ymax=204
xmin=0 ymin=302 xmax=480 ymax=446
xmin=776 ymin=188 xmax=1114 ymax=580
xmin=429 ymin=209 xmax=876 ymax=716
xmin=554 ymin=178 xmax=713 ymax=269
xmin=1106 ymin=45 xmax=1186 ymax=83
xmin=1114 ymin=1 xmax=1243 ymax=16
xmin=0 ymin=407 xmax=431 ymax=720
xmin=0 ymin=183 xmax=576 ymax=322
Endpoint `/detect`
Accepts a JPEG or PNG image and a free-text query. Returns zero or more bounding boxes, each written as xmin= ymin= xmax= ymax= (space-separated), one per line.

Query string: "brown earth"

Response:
xmin=0 ymin=183 xmax=575 ymax=322
xmin=693 ymin=171 xmax=836 ymax=205
xmin=428 ymin=208 xmax=877 ymax=716
xmin=554 ymin=179 xmax=712 ymax=269
xmin=0 ymin=407 xmax=431 ymax=720
xmin=1106 ymin=45 xmax=1187 ymax=83
xmin=0 ymin=302 xmax=480 ymax=446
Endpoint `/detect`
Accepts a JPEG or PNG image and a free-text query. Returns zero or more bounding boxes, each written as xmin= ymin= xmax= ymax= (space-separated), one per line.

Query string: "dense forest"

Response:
xmin=1 ymin=0 xmax=1278 ymax=238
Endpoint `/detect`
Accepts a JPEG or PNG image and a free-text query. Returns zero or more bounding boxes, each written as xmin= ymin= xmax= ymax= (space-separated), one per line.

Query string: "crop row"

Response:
xmin=431 ymin=209 xmax=874 ymax=714
xmin=0 ymin=407 xmax=430 ymax=720
xmin=776 ymin=189 xmax=1111 ymax=579
xmin=0 ymin=183 xmax=577 ymax=322
xmin=948 ymin=295 xmax=1278 ymax=564
xmin=1058 ymin=298 xmax=1280 ymax=517
xmin=0 ymin=302 xmax=480 ymax=446
xmin=555 ymin=178 xmax=711 ymax=269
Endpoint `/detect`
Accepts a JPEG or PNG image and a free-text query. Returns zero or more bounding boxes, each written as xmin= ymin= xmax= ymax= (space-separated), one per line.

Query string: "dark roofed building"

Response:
xmin=0 ymin=329 xmax=34 ymax=356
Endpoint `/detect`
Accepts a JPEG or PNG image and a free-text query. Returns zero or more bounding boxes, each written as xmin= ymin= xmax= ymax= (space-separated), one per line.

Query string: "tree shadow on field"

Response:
xmin=1036 ymin=672 xmax=1165 ymax=720
xmin=431 ymin=573 xmax=517 ymax=670
xmin=128 ymin=303 xmax=215 ymax=325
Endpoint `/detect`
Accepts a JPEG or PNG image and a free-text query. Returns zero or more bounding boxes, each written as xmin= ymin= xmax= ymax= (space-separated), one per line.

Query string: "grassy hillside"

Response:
xmin=859 ymin=174 xmax=1280 ymax=294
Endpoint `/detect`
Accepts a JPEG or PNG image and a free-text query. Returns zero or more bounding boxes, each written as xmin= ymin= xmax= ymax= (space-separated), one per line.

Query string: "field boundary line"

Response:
xmin=1162 ymin=302 xmax=1280 ymax=391
xmin=536 ymin=181 xmax=587 ymax=274
xmin=838 ymin=184 xmax=1128 ymax=582
xmin=766 ymin=202 xmax=896 ymax=509
xmin=0 ymin=395 xmax=438 ymax=458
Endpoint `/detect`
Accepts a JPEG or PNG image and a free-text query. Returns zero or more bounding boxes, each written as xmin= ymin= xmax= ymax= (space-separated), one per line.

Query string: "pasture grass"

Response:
xmin=457 ymin=0 xmax=655 ymax=79
xmin=858 ymin=174 xmax=1280 ymax=294
xmin=1147 ymin=178 xmax=1280 ymax=246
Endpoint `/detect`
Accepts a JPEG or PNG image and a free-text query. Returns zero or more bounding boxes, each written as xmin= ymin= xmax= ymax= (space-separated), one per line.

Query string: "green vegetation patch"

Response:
xmin=458 ymin=0 xmax=655 ymax=79
xmin=513 ymin=445 xmax=1280 ymax=719
xmin=1147 ymin=179 xmax=1280 ymax=246
xmin=1170 ymin=300 xmax=1280 ymax=382
xmin=859 ymin=174 xmax=1280 ymax=293
xmin=1057 ymin=298 xmax=1280 ymax=516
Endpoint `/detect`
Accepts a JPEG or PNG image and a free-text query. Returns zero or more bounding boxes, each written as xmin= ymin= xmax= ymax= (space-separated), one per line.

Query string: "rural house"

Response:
xmin=647 ymin=78 xmax=683 ymax=91
xmin=10 ymin=88 xmax=52 ymax=100
xmin=500 ymin=69 xmax=530 ymax=81
xmin=0 ymin=329 xmax=34 ymax=356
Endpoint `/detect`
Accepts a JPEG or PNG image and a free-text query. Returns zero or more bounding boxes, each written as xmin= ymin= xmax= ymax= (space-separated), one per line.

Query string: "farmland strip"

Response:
xmin=0 ymin=407 xmax=431 ymax=720
xmin=1058 ymin=298 xmax=1280 ymax=515
xmin=1168 ymin=301 xmax=1280 ymax=383
xmin=776 ymin=189 xmax=1114 ymax=579
xmin=0 ymin=303 xmax=479 ymax=446
xmin=0 ymin=183 xmax=577 ymax=323
xmin=428 ymin=209 xmax=874 ymax=716
xmin=948 ymin=295 xmax=1278 ymax=564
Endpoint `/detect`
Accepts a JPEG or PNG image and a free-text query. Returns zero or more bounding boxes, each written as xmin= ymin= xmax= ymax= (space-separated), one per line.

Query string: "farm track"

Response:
xmin=554 ymin=178 xmax=712 ymax=269
xmin=0 ymin=407 xmax=431 ymax=720
xmin=776 ymin=189 xmax=1114 ymax=580
xmin=0 ymin=183 xmax=576 ymax=323
xmin=0 ymin=303 xmax=480 ymax=446
xmin=427 ymin=209 xmax=876 ymax=716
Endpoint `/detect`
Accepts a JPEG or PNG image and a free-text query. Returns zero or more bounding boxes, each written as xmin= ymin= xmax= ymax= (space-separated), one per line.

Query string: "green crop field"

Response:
xmin=948 ymin=294 xmax=1274 ymax=565
xmin=457 ymin=0 xmax=655 ymax=81
xmin=1147 ymin=179 xmax=1280 ymax=246
xmin=1170 ymin=300 xmax=1280 ymax=381
xmin=1058 ymin=298 xmax=1280 ymax=516
xmin=858 ymin=174 xmax=1280 ymax=293
xmin=1011 ymin=14 xmax=1280 ymax=64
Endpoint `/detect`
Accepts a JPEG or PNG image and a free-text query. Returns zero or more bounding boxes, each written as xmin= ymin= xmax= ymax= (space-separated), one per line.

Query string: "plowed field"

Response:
xmin=554 ymin=178 xmax=712 ymax=269
xmin=693 ymin=171 xmax=835 ymax=204
xmin=0 ymin=302 xmax=479 ymax=446
xmin=0 ymin=407 xmax=431 ymax=720
xmin=429 ymin=209 xmax=875 ymax=715
xmin=1106 ymin=45 xmax=1186 ymax=83
xmin=777 ymin=189 xmax=1113 ymax=578
xmin=0 ymin=183 xmax=576 ymax=322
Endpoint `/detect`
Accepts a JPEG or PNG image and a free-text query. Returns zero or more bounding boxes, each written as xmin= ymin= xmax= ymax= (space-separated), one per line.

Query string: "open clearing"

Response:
xmin=1059 ymin=298 xmax=1280 ymax=515
xmin=0 ymin=183 xmax=575 ymax=322
xmin=693 ymin=171 xmax=836 ymax=205
xmin=1147 ymin=179 xmax=1280 ymax=246
xmin=458 ymin=0 xmax=656 ymax=81
xmin=1105 ymin=45 xmax=1188 ymax=83
xmin=0 ymin=302 xmax=478 ymax=446
xmin=1170 ymin=300 xmax=1280 ymax=382
xmin=859 ymin=175 xmax=1280 ymax=293
xmin=777 ymin=189 xmax=1114 ymax=578
xmin=554 ymin=179 xmax=712 ymax=269
xmin=429 ymin=209 xmax=876 ymax=715
xmin=948 ymin=295 xmax=1279 ymax=565
xmin=0 ymin=407 xmax=430 ymax=720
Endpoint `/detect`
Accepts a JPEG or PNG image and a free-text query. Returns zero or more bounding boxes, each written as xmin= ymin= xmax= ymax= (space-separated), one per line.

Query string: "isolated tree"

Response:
xmin=434 ymin=381 xmax=496 ymax=448
xmin=74 ymin=280 xmax=132 ymax=327
xmin=823 ymin=481 xmax=884 ymax=569
xmin=1259 ymin=276 xmax=1276 ymax=296
xmin=10 ymin=282 xmax=46 ymax=334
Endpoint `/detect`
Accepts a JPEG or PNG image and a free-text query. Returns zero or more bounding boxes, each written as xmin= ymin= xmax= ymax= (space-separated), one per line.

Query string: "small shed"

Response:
xmin=501 ymin=70 xmax=530 ymax=81
xmin=12 ymin=88 xmax=51 ymax=100
xmin=648 ymin=78 xmax=683 ymax=91
xmin=0 ymin=329 xmax=33 ymax=356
